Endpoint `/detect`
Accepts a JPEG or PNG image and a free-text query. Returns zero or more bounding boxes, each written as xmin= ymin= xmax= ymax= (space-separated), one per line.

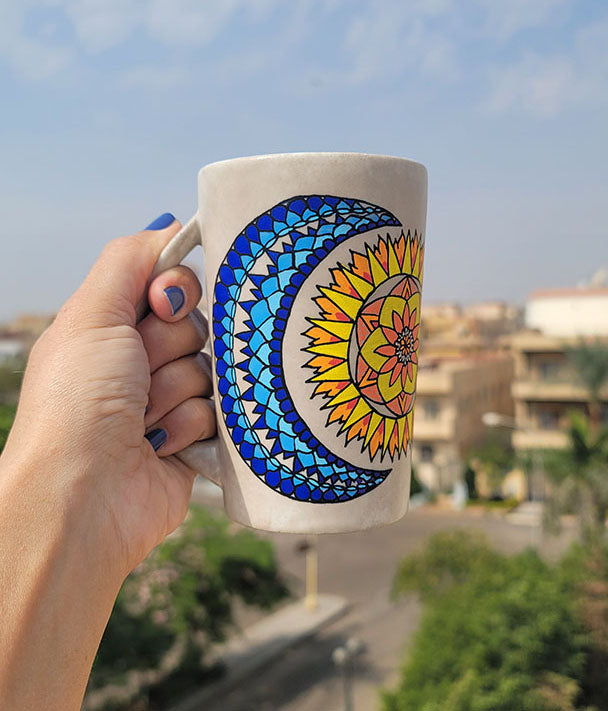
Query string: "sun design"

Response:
xmin=303 ymin=230 xmax=423 ymax=461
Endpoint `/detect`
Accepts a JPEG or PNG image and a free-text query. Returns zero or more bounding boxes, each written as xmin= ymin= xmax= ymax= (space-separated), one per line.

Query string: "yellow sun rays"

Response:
xmin=304 ymin=230 xmax=424 ymax=461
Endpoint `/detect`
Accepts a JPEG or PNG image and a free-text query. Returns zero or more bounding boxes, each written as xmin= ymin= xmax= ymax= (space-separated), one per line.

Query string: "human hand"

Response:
xmin=1 ymin=213 xmax=216 ymax=579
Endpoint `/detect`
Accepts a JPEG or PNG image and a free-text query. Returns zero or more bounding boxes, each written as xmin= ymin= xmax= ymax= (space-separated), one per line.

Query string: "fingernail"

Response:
xmin=164 ymin=286 xmax=185 ymax=315
xmin=145 ymin=213 xmax=175 ymax=230
xmin=145 ymin=428 xmax=167 ymax=451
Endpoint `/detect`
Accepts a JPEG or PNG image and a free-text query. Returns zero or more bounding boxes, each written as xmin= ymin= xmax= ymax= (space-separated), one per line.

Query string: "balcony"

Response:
xmin=512 ymin=378 xmax=608 ymax=402
xmin=412 ymin=417 xmax=454 ymax=441
xmin=512 ymin=428 xmax=568 ymax=450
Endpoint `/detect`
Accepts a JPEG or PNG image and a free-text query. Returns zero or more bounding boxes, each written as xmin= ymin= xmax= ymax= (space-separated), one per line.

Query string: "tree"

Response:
xmin=87 ymin=505 xmax=288 ymax=708
xmin=383 ymin=531 xmax=590 ymax=711
xmin=0 ymin=358 xmax=25 ymax=405
xmin=0 ymin=404 xmax=16 ymax=455
xmin=566 ymin=341 xmax=608 ymax=430
xmin=540 ymin=413 xmax=608 ymax=543
xmin=468 ymin=431 xmax=515 ymax=495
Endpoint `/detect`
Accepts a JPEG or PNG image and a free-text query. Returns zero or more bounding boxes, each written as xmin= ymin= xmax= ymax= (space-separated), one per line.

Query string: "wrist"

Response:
xmin=0 ymin=456 xmax=124 ymax=710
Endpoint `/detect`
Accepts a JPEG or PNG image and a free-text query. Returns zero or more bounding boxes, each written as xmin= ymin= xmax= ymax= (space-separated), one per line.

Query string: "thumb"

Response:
xmin=68 ymin=214 xmax=183 ymax=328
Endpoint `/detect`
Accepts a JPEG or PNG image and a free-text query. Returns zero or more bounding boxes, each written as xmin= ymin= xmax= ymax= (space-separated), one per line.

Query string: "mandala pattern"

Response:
xmin=304 ymin=232 xmax=422 ymax=461
xmin=213 ymin=195 xmax=422 ymax=503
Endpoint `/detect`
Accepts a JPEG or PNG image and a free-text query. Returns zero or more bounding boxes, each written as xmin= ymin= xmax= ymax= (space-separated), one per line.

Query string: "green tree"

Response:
xmin=0 ymin=358 xmax=25 ymax=405
xmin=383 ymin=531 xmax=590 ymax=711
xmin=566 ymin=341 xmax=608 ymax=430
xmin=469 ymin=431 xmax=514 ymax=494
xmin=0 ymin=403 xmax=16 ymax=454
xmin=540 ymin=413 xmax=608 ymax=543
xmin=88 ymin=505 xmax=288 ymax=704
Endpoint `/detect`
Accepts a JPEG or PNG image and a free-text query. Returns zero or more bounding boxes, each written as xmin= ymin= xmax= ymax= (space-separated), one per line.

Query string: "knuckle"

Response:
xmin=102 ymin=236 xmax=138 ymax=263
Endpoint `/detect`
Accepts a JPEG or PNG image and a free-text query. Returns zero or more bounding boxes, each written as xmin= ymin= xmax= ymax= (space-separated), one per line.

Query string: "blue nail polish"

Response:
xmin=145 ymin=213 xmax=175 ymax=230
xmin=164 ymin=286 xmax=185 ymax=315
xmin=145 ymin=428 xmax=167 ymax=451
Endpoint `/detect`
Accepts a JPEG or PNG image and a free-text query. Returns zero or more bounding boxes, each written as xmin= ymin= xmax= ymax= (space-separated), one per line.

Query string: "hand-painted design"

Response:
xmin=213 ymin=195 xmax=403 ymax=503
xmin=304 ymin=231 xmax=423 ymax=461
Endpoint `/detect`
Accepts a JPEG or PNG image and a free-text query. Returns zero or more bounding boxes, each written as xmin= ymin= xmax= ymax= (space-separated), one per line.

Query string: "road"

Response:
xmin=191 ymin=483 xmax=576 ymax=711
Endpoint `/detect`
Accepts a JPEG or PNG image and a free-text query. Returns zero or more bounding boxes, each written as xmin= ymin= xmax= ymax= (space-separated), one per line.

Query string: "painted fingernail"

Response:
xmin=145 ymin=428 xmax=167 ymax=451
xmin=145 ymin=213 xmax=175 ymax=230
xmin=164 ymin=286 xmax=185 ymax=315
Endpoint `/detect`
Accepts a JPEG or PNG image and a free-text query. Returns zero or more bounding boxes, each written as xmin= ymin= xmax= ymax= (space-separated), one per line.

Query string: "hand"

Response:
xmin=1 ymin=214 xmax=216 ymax=577
xmin=0 ymin=213 xmax=218 ymax=710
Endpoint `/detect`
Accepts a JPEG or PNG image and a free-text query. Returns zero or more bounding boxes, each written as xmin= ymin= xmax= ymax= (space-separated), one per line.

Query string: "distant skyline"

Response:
xmin=1 ymin=0 xmax=607 ymax=320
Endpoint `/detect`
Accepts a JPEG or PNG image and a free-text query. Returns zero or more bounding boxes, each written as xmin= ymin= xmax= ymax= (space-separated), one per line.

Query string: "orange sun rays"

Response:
xmin=304 ymin=230 xmax=423 ymax=461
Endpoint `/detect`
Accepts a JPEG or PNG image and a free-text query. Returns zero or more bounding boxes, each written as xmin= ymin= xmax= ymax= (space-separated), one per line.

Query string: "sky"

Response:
xmin=1 ymin=0 xmax=607 ymax=321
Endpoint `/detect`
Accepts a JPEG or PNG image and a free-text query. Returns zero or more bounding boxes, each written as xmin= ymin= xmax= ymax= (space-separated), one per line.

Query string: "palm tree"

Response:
xmin=566 ymin=341 xmax=608 ymax=430
xmin=540 ymin=413 xmax=608 ymax=542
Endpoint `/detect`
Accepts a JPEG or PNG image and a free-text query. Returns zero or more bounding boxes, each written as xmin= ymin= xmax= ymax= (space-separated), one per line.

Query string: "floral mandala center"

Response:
xmin=396 ymin=330 xmax=415 ymax=363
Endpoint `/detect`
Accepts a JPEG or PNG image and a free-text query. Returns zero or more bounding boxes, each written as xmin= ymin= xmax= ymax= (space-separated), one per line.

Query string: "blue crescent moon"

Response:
xmin=213 ymin=195 xmax=402 ymax=503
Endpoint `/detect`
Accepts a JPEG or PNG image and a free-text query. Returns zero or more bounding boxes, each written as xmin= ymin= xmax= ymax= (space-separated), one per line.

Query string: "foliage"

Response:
xmin=383 ymin=531 xmax=590 ymax=711
xmin=0 ymin=359 xmax=25 ymax=405
xmin=566 ymin=341 xmax=608 ymax=428
xmin=410 ymin=465 xmax=423 ymax=496
xmin=539 ymin=414 xmax=608 ymax=543
xmin=89 ymin=505 xmax=288 ymax=698
xmin=463 ymin=463 xmax=477 ymax=499
xmin=469 ymin=431 xmax=515 ymax=490
xmin=0 ymin=403 xmax=16 ymax=454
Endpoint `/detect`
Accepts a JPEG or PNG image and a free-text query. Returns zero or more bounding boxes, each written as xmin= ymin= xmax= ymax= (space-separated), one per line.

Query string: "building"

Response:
xmin=507 ymin=288 xmax=608 ymax=501
xmin=0 ymin=313 xmax=55 ymax=357
xmin=526 ymin=288 xmax=608 ymax=338
xmin=422 ymin=301 xmax=522 ymax=342
xmin=510 ymin=331 xmax=608 ymax=452
xmin=412 ymin=355 xmax=514 ymax=491
xmin=0 ymin=338 xmax=24 ymax=362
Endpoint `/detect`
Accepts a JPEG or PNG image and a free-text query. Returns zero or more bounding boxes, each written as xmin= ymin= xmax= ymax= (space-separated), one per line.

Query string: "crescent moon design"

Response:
xmin=213 ymin=195 xmax=423 ymax=503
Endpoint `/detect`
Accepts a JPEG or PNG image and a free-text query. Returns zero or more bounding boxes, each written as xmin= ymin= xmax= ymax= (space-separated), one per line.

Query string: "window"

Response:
xmin=423 ymin=400 xmax=439 ymax=419
xmin=538 ymin=410 xmax=559 ymax=430
xmin=420 ymin=445 xmax=434 ymax=462
xmin=538 ymin=361 xmax=559 ymax=381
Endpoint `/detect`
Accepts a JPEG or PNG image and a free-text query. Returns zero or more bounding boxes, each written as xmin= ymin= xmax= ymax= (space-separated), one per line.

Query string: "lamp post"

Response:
xmin=332 ymin=637 xmax=365 ymax=711
xmin=295 ymin=537 xmax=318 ymax=611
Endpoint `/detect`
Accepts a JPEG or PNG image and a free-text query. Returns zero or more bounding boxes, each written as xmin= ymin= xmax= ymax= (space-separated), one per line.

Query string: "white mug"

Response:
xmin=145 ymin=152 xmax=427 ymax=533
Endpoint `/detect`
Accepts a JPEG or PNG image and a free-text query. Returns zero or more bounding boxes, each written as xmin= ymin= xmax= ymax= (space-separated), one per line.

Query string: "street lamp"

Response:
xmin=481 ymin=411 xmax=517 ymax=429
xmin=332 ymin=637 xmax=365 ymax=711
xmin=295 ymin=537 xmax=318 ymax=611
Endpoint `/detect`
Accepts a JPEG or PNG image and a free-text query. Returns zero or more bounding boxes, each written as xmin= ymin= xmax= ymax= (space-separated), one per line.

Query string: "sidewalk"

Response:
xmin=168 ymin=594 xmax=349 ymax=711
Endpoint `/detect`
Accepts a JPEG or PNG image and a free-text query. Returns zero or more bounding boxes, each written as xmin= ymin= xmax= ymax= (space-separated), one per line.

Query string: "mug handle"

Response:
xmin=135 ymin=215 xmax=224 ymax=487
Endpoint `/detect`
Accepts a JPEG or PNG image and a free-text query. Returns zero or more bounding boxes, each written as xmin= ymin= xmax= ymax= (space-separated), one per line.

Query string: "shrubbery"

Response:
xmin=0 ymin=403 xmax=16 ymax=454
xmin=87 ymin=505 xmax=288 ymax=709
xmin=382 ymin=531 xmax=591 ymax=711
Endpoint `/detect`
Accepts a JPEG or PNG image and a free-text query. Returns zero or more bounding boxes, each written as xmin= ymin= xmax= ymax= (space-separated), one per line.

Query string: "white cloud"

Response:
xmin=483 ymin=19 xmax=608 ymax=117
xmin=63 ymin=0 xmax=144 ymax=53
xmin=475 ymin=0 xmax=571 ymax=41
xmin=342 ymin=0 xmax=459 ymax=86
xmin=0 ymin=1 xmax=73 ymax=80
xmin=119 ymin=64 xmax=188 ymax=90
xmin=145 ymin=0 xmax=240 ymax=48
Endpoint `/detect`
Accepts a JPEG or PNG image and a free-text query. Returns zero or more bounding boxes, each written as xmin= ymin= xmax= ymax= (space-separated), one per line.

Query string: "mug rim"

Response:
xmin=199 ymin=151 xmax=427 ymax=176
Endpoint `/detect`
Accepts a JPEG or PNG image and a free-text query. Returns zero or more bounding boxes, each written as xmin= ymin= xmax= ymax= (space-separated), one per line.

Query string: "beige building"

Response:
xmin=510 ymin=331 xmax=608 ymax=452
xmin=526 ymin=288 xmax=608 ymax=338
xmin=412 ymin=355 xmax=514 ymax=491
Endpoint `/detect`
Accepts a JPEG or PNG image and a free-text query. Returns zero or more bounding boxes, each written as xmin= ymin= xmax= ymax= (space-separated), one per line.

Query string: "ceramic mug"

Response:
xmin=144 ymin=152 xmax=427 ymax=533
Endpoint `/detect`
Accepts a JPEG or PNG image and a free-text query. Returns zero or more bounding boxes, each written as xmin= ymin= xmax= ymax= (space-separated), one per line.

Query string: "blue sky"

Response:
xmin=1 ymin=0 xmax=607 ymax=320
